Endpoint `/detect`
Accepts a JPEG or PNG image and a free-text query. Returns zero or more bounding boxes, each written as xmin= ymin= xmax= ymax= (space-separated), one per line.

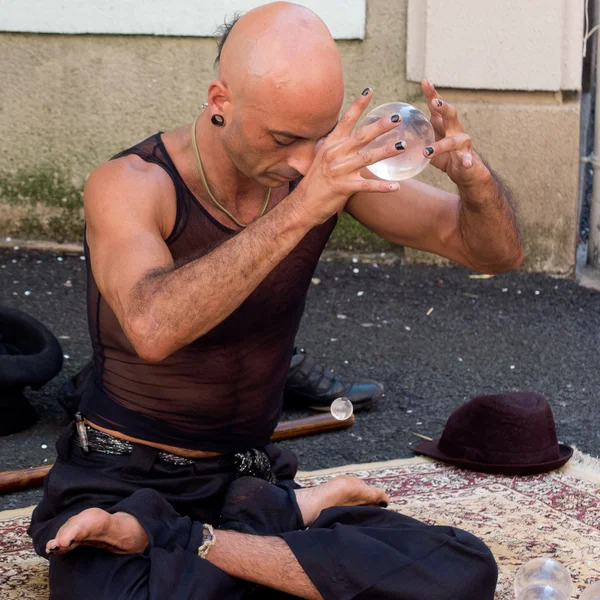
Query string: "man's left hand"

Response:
xmin=421 ymin=79 xmax=490 ymax=188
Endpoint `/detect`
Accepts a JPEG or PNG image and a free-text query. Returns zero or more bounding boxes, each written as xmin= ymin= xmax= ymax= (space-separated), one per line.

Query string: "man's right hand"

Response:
xmin=291 ymin=88 xmax=405 ymax=225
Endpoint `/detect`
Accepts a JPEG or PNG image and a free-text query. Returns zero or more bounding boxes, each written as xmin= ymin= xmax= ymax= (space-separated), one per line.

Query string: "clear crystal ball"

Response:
xmin=517 ymin=585 xmax=568 ymax=600
xmin=514 ymin=559 xmax=572 ymax=598
xmin=361 ymin=102 xmax=435 ymax=182
xmin=330 ymin=397 xmax=354 ymax=421
xmin=581 ymin=581 xmax=600 ymax=600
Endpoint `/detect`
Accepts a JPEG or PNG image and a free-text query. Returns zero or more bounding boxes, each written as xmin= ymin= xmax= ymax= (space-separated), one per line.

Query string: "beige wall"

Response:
xmin=0 ymin=0 xmax=581 ymax=272
xmin=406 ymin=99 xmax=580 ymax=273
xmin=407 ymin=0 xmax=583 ymax=91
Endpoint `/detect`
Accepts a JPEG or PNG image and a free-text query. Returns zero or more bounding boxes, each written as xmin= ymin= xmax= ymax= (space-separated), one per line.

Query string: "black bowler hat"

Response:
xmin=0 ymin=307 xmax=63 ymax=435
xmin=414 ymin=392 xmax=573 ymax=475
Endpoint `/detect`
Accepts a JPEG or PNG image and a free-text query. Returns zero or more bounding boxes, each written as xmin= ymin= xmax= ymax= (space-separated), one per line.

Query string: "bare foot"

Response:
xmin=295 ymin=475 xmax=389 ymax=526
xmin=45 ymin=508 xmax=149 ymax=556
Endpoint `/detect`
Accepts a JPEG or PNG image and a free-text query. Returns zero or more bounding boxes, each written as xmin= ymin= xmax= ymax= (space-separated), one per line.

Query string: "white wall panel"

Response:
xmin=407 ymin=0 xmax=584 ymax=91
xmin=0 ymin=0 xmax=366 ymax=39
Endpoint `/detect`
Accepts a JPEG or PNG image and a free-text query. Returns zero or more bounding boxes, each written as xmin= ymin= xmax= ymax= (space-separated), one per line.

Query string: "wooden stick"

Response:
xmin=271 ymin=413 xmax=354 ymax=441
xmin=0 ymin=465 xmax=51 ymax=495
xmin=0 ymin=413 xmax=354 ymax=494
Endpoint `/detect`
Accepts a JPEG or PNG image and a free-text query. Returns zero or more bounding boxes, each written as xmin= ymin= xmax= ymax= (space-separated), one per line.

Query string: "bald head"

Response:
xmin=206 ymin=2 xmax=345 ymax=184
xmin=217 ymin=3 xmax=343 ymax=104
xmin=219 ymin=2 xmax=341 ymax=80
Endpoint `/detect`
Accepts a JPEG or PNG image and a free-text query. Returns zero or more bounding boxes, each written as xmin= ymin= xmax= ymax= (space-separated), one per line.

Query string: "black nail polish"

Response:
xmin=424 ymin=146 xmax=434 ymax=157
xmin=435 ymin=99 xmax=443 ymax=107
xmin=395 ymin=141 xmax=405 ymax=151
xmin=391 ymin=114 xmax=400 ymax=123
xmin=49 ymin=545 xmax=59 ymax=552
xmin=361 ymin=87 xmax=371 ymax=96
xmin=69 ymin=540 xmax=75 ymax=546
xmin=379 ymin=502 xmax=388 ymax=508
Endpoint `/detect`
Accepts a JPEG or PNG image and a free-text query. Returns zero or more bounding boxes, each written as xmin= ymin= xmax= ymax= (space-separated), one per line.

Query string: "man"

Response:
xmin=29 ymin=2 xmax=522 ymax=598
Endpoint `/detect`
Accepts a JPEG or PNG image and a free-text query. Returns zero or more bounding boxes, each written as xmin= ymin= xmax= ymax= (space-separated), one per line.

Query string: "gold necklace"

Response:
xmin=190 ymin=115 xmax=271 ymax=228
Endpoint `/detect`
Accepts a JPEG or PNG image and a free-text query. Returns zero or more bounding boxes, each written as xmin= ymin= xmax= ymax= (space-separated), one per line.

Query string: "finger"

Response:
xmin=423 ymin=133 xmax=472 ymax=159
xmin=336 ymin=139 xmax=407 ymax=174
xmin=429 ymin=113 xmax=446 ymax=141
xmin=345 ymin=178 xmax=401 ymax=195
xmin=330 ymin=87 xmax=375 ymax=140
xmin=457 ymin=151 xmax=474 ymax=169
xmin=429 ymin=97 xmax=464 ymax=135
xmin=421 ymin=81 xmax=446 ymax=140
xmin=349 ymin=112 xmax=403 ymax=151
xmin=421 ymin=78 xmax=441 ymax=102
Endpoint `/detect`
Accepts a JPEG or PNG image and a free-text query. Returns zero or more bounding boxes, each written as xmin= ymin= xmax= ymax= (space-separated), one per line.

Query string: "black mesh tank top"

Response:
xmin=80 ymin=133 xmax=336 ymax=452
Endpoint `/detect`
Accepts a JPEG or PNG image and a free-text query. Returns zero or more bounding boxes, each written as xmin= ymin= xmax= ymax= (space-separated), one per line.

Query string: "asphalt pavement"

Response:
xmin=1 ymin=246 xmax=599 ymax=510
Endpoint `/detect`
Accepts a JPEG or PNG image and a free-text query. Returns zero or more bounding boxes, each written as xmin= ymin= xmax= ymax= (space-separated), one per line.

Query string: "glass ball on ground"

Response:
xmin=330 ymin=397 xmax=353 ymax=420
xmin=514 ymin=558 xmax=572 ymax=598
xmin=581 ymin=581 xmax=600 ymax=600
xmin=361 ymin=102 xmax=435 ymax=181
xmin=517 ymin=585 xmax=568 ymax=600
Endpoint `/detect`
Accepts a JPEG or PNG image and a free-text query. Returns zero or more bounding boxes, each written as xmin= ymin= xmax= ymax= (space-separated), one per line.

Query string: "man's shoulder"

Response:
xmin=84 ymin=130 xmax=181 ymax=235
xmin=88 ymin=144 xmax=173 ymax=195
xmin=83 ymin=152 xmax=174 ymax=226
xmin=87 ymin=156 xmax=164 ymax=195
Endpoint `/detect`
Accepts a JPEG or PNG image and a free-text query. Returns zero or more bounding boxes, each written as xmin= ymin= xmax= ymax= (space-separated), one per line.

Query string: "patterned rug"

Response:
xmin=1 ymin=449 xmax=599 ymax=599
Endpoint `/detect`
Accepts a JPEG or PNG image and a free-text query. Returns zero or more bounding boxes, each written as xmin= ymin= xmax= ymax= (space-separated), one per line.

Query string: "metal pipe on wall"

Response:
xmin=579 ymin=0 xmax=598 ymax=238
xmin=588 ymin=0 xmax=600 ymax=267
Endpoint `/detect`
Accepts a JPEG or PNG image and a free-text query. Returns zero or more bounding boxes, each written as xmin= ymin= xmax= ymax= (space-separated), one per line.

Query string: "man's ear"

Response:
xmin=207 ymin=80 xmax=232 ymax=120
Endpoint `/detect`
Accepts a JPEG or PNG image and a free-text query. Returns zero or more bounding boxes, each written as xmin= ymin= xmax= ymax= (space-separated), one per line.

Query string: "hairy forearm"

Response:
xmin=207 ymin=530 xmax=322 ymax=600
xmin=456 ymin=160 xmax=523 ymax=273
xmin=127 ymin=196 xmax=313 ymax=362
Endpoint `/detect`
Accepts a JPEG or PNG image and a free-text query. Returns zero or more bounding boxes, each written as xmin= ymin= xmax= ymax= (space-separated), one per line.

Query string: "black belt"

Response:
xmin=74 ymin=425 xmax=277 ymax=482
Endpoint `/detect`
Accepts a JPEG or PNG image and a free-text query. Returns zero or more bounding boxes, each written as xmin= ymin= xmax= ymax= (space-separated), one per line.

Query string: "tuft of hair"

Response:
xmin=214 ymin=12 xmax=243 ymax=67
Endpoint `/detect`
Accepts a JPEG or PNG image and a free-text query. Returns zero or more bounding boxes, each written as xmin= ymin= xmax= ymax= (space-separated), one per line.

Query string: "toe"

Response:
xmin=375 ymin=489 xmax=390 ymax=506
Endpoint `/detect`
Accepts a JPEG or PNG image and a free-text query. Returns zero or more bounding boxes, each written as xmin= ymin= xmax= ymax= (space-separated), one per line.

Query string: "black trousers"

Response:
xmin=28 ymin=424 xmax=498 ymax=600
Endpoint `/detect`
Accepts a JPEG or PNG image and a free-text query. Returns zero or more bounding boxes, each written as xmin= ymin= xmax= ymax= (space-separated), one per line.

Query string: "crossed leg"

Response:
xmin=42 ymin=477 xmax=497 ymax=600
xmin=44 ymin=476 xmax=389 ymax=600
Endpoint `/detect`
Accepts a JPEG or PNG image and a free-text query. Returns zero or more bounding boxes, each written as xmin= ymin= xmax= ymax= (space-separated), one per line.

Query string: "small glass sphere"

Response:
xmin=361 ymin=102 xmax=435 ymax=181
xmin=514 ymin=559 xmax=572 ymax=598
xmin=330 ymin=397 xmax=354 ymax=421
xmin=581 ymin=581 xmax=600 ymax=600
xmin=517 ymin=585 xmax=568 ymax=600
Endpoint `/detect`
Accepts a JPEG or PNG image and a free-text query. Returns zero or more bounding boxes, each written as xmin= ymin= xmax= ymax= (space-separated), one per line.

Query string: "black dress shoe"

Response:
xmin=283 ymin=348 xmax=384 ymax=411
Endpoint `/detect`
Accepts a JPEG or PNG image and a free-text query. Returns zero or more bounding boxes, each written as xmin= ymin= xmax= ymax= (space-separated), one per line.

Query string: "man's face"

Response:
xmin=222 ymin=81 xmax=344 ymax=187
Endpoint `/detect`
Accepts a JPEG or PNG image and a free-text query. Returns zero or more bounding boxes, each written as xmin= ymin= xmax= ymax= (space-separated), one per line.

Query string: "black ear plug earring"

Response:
xmin=211 ymin=114 xmax=225 ymax=127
